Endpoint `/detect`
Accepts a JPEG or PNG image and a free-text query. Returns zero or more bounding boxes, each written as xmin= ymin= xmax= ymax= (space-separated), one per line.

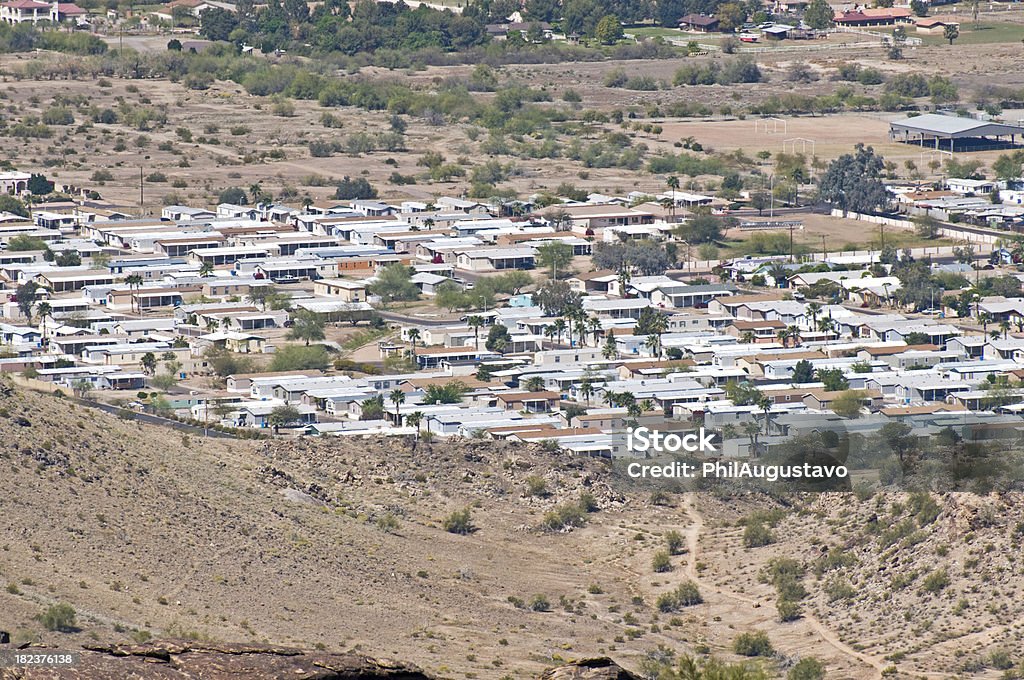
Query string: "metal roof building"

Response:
xmin=889 ymin=114 xmax=1024 ymax=152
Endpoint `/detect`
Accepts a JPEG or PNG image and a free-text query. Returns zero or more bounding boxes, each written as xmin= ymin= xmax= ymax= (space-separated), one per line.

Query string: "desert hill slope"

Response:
xmin=3 ymin=381 xmax=1023 ymax=678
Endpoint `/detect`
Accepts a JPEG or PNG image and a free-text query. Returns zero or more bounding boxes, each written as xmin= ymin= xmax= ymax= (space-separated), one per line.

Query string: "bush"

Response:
xmin=525 ymin=475 xmax=548 ymax=496
xmin=542 ymin=503 xmax=586 ymax=531
xmin=652 ymin=550 xmax=672 ymax=573
xmin=656 ymin=580 xmax=703 ymax=612
xmin=788 ymin=658 xmax=826 ymax=680
xmin=529 ymin=594 xmax=551 ymax=611
xmin=920 ymin=568 xmax=949 ymax=593
xmin=777 ymin=598 xmax=802 ymax=622
xmin=665 ymin=529 xmax=684 ymax=554
xmin=733 ymin=630 xmax=773 ymax=657
xmin=443 ymin=507 xmax=474 ymax=534
xmin=743 ymin=522 xmax=775 ymax=548
xmin=40 ymin=603 xmax=77 ymax=632
xmin=269 ymin=344 xmax=331 ymax=372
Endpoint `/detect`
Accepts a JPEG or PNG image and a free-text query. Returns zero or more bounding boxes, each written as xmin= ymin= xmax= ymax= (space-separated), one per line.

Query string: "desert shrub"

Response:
xmin=40 ymin=603 xmax=76 ymax=632
xmin=529 ymin=594 xmax=550 ymax=611
xmin=652 ymin=550 xmax=672 ymax=573
xmin=443 ymin=507 xmax=474 ymax=534
xmin=920 ymin=568 xmax=949 ymax=593
xmin=665 ymin=530 xmax=684 ymax=554
xmin=733 ymin=630 xmax=773 ymax=657
xmin=788 ymin=657 xmax=826 ymax=680
xmin=525 ymin=475 xmax=548 ymax=496
xmin=824 ymin=577 xmax=857 ymax=602
xmin=743 ymin=522 xmax=775 ymax=548
xmin=542 ymin=503 xmax=586 ymax=531
xmin=777 ymin=598 xmax=802 ymax=622
xmin=656 ymin=580 xmax=702 ymax=612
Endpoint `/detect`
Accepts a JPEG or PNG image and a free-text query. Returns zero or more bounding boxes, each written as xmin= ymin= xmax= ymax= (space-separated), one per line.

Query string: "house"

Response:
xmin=454 ymin=247 xmax=535 ymax=272
xmin=834 ymin=7 xmax=912 ymax=26
xmin=313 ymin=278 xmax=368 ymax=302
xmin=803 ymin=389 xmax=883 ymax=412
xmin=915 ymin=17 xmax=959 ymax=34
xmin=1 ymin=0 xmax=51 ymax=24
xmin=679 ymin=13 xmax=719 ymax=32
xmin=0 ymin=171 xmax=31 ymax=194
xmin=495 ymin=391 xmax=561 ymax=413
xmin=50 ymin=1 xmax=86 ymax=22
xmin=727 ymin=319 xmax=786 ymax=343
xmin=485 ymin=21 xmax=552 ymax=40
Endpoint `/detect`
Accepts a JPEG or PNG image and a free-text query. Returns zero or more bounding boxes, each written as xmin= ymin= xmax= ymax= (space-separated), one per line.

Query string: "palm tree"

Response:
xmin=466 ymin=315 xmax=484 ymax=350
xmin=999 ymin=320 xmax=1010 ymax=339
xmin=741 ymin=330 xmax=755 ymax=344
xmin=602 ymin=333 xmax=618 ymax=359
xmin=524 ymin=376 xmax=546 ymax=392
xmin=645 ymin=333 xmax=661 ymax=360
xmin=407 ymin=328 xmax=421 ymax=354
xmin=35 ymin=301 xmax=52 ymax=344
xmin=406 ymin=411 xmax=424 ymax=439
xmin=776 ymin=329 xmax=790 ymax=347
xmin=666 ymin=175 xmax=680 ymax=222
xmin=757 ymin=394 xmax=773 ymax=440
xmin=785 ymin=325 xmax=801 ymax=347
xmin=639 ymin=399 xmax=656 ymax=413
xmin=552 ymin=318 xmax=567 ymax=345
xmin=389 ymin=388 xmax=405 ymax=423
xmin=767 ymin=263 xmax=789 ymax=289
xmin=125 ymin=273 xmax=144 ymax=314
xmin=579 ymin=378 xmax=595 ymax=405
xmin=817 ymin=317 xmax=836 ymax=335
xmin=806 ymin=302 xmax=822 ymax=329
xmin=587 ymin=316 xmax=602 ymax=347
xmin=199 ymin=261 xmax=214 ymax=277
xmin=617 ymin=267 xmax=632 ymax=297
xmin=979 ymin=312 xmax=991 ymax=333
xmin=538 ymin=324 xmax=551 ymax=349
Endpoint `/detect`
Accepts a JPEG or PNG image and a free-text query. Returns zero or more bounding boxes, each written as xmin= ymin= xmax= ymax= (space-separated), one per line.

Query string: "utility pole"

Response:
xmin=139 ymin=167 xmax=144 ymax=215
xmin=789 ymin=223 xmax=795 ymax=263
xmin=820 ymin=234 xmax=826 ymax=261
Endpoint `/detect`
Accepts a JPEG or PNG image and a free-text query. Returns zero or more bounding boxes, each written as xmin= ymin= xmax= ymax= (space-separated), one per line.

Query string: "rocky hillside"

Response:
xmin=0 ymin=382 xmax=674 ymax=677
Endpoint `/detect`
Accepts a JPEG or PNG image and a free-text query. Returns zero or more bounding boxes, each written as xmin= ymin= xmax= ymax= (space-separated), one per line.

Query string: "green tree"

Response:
xmin=674 ymin=214 xmax=723 ymax=244
xmin=269 ymin=404 xmax=301 ymax=430
xmin=269 ymin=344 xmax=331 ymax=371
xmin=287 ymin=309 xmax=326 ymax=345
xmin=389 ymin=388 xmax=405 ymax=420
xmin=818 ymin=143 xmax=888 ymax=215
xmin=369 ymin=264 xmax=420 ymax=304
xmin=141 ymin=352 xmax=157 ymax=375
xmin=485 ymin=324 xmax=511 ymax=353
xmin=943 ymin=23 xmax=959 ymax=45
xmin=200 ymin=7 xmax=238 ymax=40
xmin=467 ymin=315 xmax=485 ymax=350
xmin=593 ymin=14 xmax=623 ymax=44
xmin=536 ymin=240 xmax=574 ymax=278
xmin=7 ymin=234 xmax=47 ymax=251
xmin=716 ymin=2 xmax=745 ymax=31
xmin=803 ymin=0 xmax=835 ymax=29
xmin=791 ymin=359 xmax=814 ymax=383
xmin=831 ymin=389 xmax=866 ymax=419
xmin=422 ymin=381 xmax=466 ymax=404
xmin=0 ymin=195 xmax=28 ymax=217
